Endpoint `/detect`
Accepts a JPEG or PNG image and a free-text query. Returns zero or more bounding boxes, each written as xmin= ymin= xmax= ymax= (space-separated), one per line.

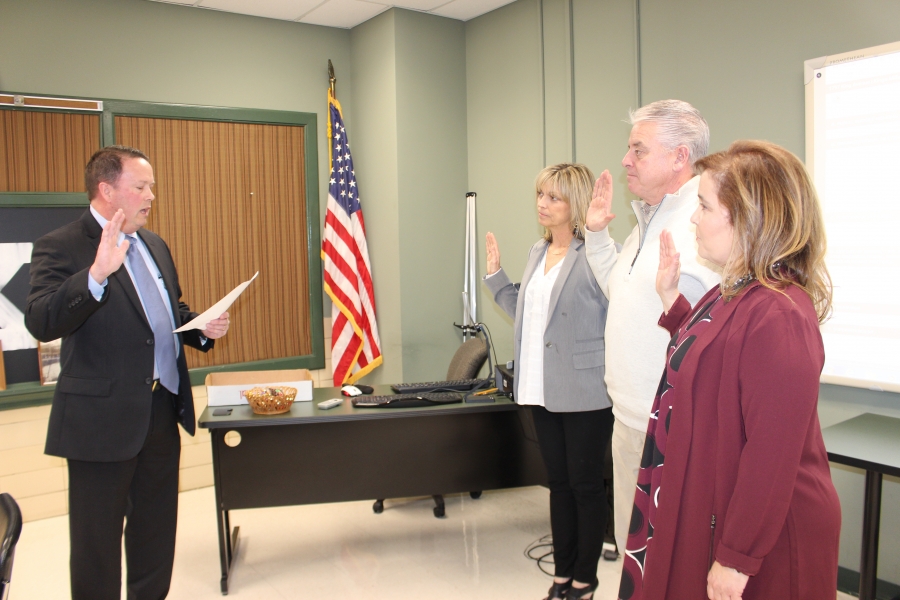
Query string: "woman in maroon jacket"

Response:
xmin=618 ymin=140 xmax=840 ymax=600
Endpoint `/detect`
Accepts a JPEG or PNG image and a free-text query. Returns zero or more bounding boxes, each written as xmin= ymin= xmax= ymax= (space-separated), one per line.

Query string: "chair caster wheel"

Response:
xmin=469 ymin=491 xmax=482 ymax=499
xmin=373 ymin=500 xmax=384 ymax=514
xmin=433 ymin=505 xmax=445 ymax=518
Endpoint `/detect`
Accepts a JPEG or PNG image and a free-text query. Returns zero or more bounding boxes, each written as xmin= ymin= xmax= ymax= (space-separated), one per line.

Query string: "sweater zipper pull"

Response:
xmin=628 ymin=249 xmax=640 ymax=274
xmin=708 ymin=514 xmax=717 ymax=569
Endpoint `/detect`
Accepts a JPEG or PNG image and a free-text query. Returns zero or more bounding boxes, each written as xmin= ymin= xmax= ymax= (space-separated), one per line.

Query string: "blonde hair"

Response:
xmin=694 ymin=140 xmax=832 ymax=322
xmin=535 ymin=163 xmax=595 ymax=242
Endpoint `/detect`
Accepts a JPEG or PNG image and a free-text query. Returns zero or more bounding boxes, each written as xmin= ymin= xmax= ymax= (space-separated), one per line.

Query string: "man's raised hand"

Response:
xmin=90 ymin=209 xmax=130 ymax=285
xmin=586 ymin=170 xmax=616 ymax=232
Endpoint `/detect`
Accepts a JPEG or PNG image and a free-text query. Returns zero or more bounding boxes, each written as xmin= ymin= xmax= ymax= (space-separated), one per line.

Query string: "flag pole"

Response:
xmin=328 ymin=59 xmax=336 ymax=97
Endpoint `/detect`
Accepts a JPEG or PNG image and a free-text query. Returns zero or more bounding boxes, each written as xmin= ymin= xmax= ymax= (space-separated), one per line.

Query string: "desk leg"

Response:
xmin=859 ymin=470 xmax=882 ymax=600
xmin=215 ymin=503 xmax=229 ymax=594
xmin=211 ymin=431 xmax=241 ymax=595
xmin=215 ymin=506 xmax=240 ymax=595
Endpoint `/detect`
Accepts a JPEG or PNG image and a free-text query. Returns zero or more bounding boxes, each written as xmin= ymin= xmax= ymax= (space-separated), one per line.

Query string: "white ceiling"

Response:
xmin=146 ymin=0 xmax=517 ymax=28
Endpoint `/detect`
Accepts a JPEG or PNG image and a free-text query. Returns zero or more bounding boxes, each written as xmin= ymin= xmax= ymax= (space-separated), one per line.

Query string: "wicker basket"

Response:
xmin=244 ymin=386 xmax=297 ymax=415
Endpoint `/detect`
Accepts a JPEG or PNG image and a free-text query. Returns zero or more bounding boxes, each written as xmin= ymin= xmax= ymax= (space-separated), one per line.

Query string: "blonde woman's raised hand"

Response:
xmin=486 ymin=232 xmax=501 ymax=276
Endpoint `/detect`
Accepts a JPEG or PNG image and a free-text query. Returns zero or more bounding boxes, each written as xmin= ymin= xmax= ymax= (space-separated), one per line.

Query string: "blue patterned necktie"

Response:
xmin=126 ymin=236 xmax=179 ymax=394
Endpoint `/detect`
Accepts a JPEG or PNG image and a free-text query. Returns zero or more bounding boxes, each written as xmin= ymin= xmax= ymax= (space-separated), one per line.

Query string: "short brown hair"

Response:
xmin=85 ymin=145 xmax=149 ymax=200
xmin=534 ymin=163 xmax=595 ymax=242
xmin=694 ymin=140 xmax=832 ymax=322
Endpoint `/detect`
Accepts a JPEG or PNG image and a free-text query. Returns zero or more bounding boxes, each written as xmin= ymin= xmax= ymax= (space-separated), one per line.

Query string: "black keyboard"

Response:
xmin=391 ymin=378 xmax=493 ymax=394
xmin=352 ymin=392 xmax=463 ymax=408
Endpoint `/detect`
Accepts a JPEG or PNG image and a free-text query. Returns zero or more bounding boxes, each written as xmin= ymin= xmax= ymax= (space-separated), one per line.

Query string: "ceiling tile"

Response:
xmin=389 ymin=0 xmax=449 ymax=10
xmin=431 ymin=0 xmax=516 ymax=21
xmin=144 ymin=0 xmax=514 ymax=27
xmin=299 ymin=0 xmax=390 ymax=29
xmin=199 ymin=0 xmax=324 ymax=21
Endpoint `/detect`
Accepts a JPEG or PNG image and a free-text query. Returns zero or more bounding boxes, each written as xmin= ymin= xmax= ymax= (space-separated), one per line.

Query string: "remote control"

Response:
xmin=317 ymin=398 xmax=344 ymax=410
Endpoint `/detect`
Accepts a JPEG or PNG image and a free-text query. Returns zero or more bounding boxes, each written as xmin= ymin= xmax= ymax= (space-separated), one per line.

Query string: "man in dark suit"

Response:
xmin=25 ymin=145 xmax=230 ymax=600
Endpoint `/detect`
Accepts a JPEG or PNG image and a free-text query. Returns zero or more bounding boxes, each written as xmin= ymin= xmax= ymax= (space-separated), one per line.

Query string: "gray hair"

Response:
xmin=628 ymin=99 xmax=709 ymax=164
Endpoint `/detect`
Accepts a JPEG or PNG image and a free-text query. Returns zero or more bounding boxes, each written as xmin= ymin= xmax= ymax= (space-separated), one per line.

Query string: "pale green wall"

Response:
xmin=542 ymin=0 xmax=575 ymax=165
xmin=572 ymin=0 xmax=641 ymax=243
xmin=349 ymin=9 xmax=468 ymax=384
xmin=466 ymin=0 xmax=545 ymax=365
xmin=394 ymin=10 xmax=469 ymax=380
xmin=640 ymin=0 xmax=900 ymax=158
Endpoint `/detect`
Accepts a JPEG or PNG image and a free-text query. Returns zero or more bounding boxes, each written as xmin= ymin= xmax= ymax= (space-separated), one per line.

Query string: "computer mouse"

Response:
xmin=341 ymin=385 xmax=362 ymax=396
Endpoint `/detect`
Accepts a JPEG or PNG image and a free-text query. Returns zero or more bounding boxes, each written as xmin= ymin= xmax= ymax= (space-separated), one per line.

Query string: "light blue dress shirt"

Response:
xmin=87 ymin=206 xmax=182 ymax=378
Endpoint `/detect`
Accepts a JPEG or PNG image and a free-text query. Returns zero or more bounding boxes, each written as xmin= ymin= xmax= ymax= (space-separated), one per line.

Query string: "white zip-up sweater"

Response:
xmin=585 ymin=176 xmax=721 ymax=431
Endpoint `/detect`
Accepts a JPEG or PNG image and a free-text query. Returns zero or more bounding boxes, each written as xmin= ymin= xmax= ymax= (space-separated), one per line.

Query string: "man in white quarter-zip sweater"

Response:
xmin=584 ymin=100 xmax=721 ymax=557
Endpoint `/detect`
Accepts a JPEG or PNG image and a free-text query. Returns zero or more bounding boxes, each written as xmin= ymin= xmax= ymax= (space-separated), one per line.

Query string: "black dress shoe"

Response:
xmin=565 ymin=578 xmax=599 ymax=600
xmin=544 ymin=579 xmax=572 ymax=600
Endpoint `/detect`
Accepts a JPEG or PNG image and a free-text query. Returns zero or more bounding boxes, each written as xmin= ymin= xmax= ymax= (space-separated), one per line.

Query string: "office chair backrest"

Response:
xmin=446 ymin=338 xmax=488 ymax=380
xmin=0 ymin=493 xmax=22 ymax=600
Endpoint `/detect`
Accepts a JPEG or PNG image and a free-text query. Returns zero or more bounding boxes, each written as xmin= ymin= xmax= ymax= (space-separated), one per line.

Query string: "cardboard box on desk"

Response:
xmin=205 ymin=369 xmax=314 ymax=407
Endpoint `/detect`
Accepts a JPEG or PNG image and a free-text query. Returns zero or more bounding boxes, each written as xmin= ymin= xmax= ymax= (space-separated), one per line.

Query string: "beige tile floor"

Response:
xmin=8 ymin=485 xmax=855 ymax=599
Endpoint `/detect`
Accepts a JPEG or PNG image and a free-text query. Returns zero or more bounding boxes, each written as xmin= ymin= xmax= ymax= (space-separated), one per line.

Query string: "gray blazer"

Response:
xmin=484 ymin=238 xmax=611 ymax=412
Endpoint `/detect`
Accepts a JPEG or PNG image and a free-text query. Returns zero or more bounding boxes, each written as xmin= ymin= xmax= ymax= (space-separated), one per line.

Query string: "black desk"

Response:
xmin=822 ymin=413 xmax=900 ymax=600
xmin=198 ymin=386 xmax=546 ymax=594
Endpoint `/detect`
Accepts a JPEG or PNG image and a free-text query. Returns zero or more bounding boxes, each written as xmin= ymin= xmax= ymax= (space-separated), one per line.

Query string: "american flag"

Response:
xmin=321 ymin=89 xmax=382 ymax=385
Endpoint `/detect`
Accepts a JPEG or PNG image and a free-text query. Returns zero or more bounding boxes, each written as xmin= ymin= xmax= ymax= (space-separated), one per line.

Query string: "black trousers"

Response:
xmin=532 ymin=405 xmax=614 ymax=584
xmin=67 ymin=386 xmax=181 ymax=600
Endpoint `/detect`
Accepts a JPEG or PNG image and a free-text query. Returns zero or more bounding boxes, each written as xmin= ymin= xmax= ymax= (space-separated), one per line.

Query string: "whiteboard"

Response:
xmin=805 ymin=41 xmax=900 ymax=393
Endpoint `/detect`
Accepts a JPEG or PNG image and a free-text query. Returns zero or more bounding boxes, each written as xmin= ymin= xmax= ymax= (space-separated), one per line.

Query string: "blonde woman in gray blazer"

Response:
xmin=484 ymin=163 xmax=612 ymax=600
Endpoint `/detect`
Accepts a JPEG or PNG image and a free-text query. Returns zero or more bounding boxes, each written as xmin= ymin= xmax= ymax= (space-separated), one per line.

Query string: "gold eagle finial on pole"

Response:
xmin=328 ymin=59 xmax=336 ymax=97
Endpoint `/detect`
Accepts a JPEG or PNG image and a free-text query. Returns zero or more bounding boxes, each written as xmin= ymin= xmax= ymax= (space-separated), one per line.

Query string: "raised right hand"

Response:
xmin=585 ymin=170 xmax=616 ymax=232
xmin=656 ymin=229 xmax=681 ymax=313
xmin=486 ymin=232 xmax=501 ymax=275
xmin=89 ymin=209 xmax=130 ymax=284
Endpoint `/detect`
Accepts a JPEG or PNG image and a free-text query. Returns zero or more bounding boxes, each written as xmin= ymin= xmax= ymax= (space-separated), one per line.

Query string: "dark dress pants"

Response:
xmin=67 ymin=386 xmax=181 ymax=600
xmin=532 ymin=405 xmax=614 ymax=584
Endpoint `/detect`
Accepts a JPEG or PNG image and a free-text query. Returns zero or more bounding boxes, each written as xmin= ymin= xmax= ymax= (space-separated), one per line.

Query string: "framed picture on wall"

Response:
xmin=0 ymin=206 xmax=87 ymax=386
xmin=38 ymin=339 xmax=62 ymax=386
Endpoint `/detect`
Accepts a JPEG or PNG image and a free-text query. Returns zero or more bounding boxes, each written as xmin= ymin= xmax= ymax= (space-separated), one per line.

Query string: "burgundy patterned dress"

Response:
xmin=617 ymin=281 xmax=840 ymax=600
xmin=618 ymin=294 xmax=722 ymax=600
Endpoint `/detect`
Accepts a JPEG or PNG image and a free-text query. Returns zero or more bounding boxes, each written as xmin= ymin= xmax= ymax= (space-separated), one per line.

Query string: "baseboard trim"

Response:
xmin=837 ymin=566 xmax=900 ymax=599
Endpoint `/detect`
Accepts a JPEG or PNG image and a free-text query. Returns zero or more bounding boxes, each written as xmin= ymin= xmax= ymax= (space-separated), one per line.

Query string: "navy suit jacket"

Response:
xmin=26 ymin=209 xmax=212 ymax=462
